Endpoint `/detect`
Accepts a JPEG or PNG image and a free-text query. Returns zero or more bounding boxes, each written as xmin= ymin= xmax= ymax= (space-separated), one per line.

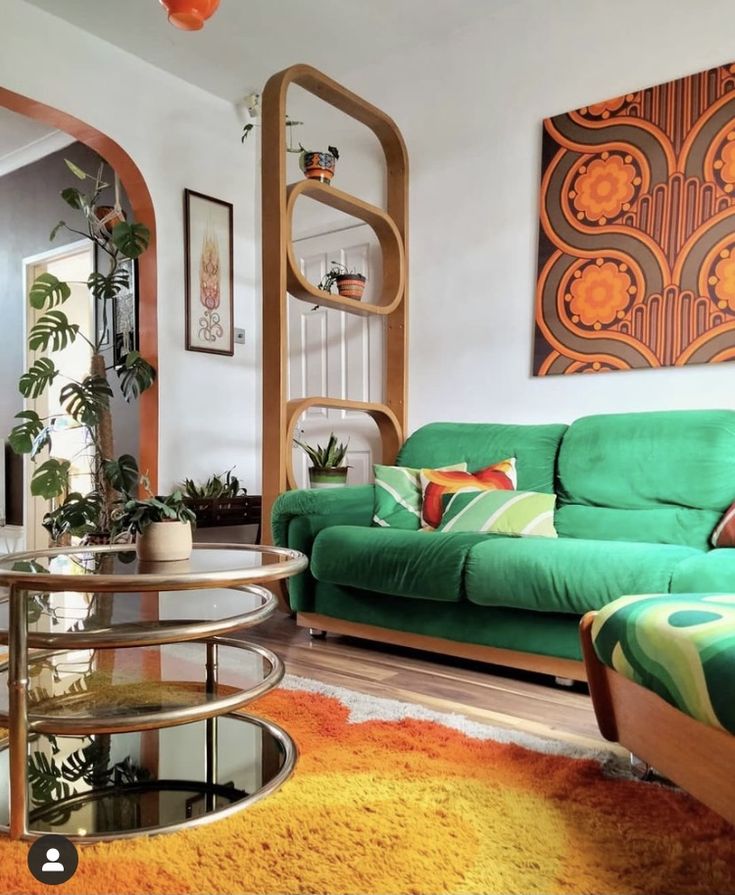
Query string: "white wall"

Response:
xmin=0 ymin=0 xmax=259 ymax=490
xmin=295 ymin=0 xmax=735 ymax=433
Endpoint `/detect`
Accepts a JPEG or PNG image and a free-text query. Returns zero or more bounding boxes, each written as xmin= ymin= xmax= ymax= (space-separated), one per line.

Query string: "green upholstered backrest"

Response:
xmin=396 ymin=422 xmax=568 ymax=494
xmin=556 ymin=409 xmax=735 ymax=549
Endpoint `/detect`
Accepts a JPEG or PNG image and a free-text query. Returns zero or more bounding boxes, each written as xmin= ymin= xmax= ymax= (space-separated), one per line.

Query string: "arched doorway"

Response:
xmin=0 ymin=86 xmax=158 ymax=487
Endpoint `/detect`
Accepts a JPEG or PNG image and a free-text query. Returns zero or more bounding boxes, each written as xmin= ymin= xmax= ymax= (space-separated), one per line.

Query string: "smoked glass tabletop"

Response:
xmin=0 ymin=543 xmax=307 ymax=591
xmin=0 ymin=586 xmax=276 ymax=648
xmin=0 ymin=638 xmax=282 ymax=733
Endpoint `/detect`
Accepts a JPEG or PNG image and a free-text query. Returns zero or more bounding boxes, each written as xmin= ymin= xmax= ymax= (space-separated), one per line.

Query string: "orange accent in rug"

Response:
xmin=2 ymin=686 xmax=734 ymax=894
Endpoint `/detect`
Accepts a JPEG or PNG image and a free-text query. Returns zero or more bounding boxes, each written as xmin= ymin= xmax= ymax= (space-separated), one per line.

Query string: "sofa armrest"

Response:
xmin=271 ymin=485 xmax=374 ymax=611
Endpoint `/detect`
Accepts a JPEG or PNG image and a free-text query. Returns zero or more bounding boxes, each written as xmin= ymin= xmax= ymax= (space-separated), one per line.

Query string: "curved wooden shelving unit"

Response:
xmin=261 ymin=63 xmax=408 ymax=543
xmin=284 ymin=398 xmax=402 ymax=489
xmin=286 ymin=180 xmax=404 ymax=315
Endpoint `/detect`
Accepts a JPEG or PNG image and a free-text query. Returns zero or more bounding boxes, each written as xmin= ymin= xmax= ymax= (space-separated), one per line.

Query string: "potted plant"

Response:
xmin=112 ymin=485 xmax=196 ymax=562
xmin=299 ymin=145 xmax=339 ymax=184
xmin=241 ymin=100 xmax=339 ymax=184
xmin=318 ymin=261 xmax=367 ymax=299
xmin=181 ymin=469 xmax=252 ymax=526
xmin=294 ymin=432 xmax=350 ymax=488
xmin=8 ymin=158 xmax=155 ymax=544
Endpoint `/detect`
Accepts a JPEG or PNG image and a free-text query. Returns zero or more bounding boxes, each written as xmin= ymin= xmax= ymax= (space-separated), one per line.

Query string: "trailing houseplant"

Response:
xmin=112 ymin=481 xmax=196 ymax=562
xmin=318 ymin=261 xmax=367 ymax=299
xmin=8 ymin=159 xmax=156 ymax=543
xmin=241 ymin=98 xmax=340 ymax=184
xmin=293 ymin=432 xmax=350 ymax=488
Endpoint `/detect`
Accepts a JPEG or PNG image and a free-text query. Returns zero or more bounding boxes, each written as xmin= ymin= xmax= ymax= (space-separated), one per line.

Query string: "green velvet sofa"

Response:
xmin=272 ymin=409 xmax=735 ymax=680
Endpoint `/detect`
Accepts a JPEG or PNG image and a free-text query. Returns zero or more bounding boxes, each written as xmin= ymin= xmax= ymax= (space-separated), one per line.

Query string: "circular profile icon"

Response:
xmin=27 ymin=834 xmax=79 ymax=885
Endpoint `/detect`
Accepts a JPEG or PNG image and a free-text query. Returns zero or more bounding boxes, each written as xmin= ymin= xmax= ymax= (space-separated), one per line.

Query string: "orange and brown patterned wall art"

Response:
xmin=535 ymin=62 xmax=735 ymax=376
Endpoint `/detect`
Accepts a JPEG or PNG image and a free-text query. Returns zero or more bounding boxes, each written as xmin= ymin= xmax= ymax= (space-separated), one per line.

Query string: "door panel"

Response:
xmin=288 ymin=226 xmax=385 ymax=488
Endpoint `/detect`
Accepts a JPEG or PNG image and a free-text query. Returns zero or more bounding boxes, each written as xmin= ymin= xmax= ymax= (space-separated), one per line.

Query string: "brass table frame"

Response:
xmin=0 ymin=542 xmax=308 ymax=841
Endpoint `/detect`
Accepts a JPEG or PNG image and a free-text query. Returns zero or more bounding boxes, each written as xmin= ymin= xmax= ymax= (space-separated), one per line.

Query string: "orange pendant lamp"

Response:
xmin=160 ymin=0 xmax=220 ymax=31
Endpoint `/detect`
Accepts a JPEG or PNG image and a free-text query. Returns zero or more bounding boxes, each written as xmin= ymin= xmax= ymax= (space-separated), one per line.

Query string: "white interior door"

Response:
xmin=25 ymin=243 xmax=94 ymax=551
xmin=288 ymin=225 xmax=385 ymax=487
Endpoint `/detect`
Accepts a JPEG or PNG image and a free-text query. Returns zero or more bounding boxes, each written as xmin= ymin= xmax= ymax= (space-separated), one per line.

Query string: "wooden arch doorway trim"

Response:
xmin=0 ymin=86 xmax=159 ymax=488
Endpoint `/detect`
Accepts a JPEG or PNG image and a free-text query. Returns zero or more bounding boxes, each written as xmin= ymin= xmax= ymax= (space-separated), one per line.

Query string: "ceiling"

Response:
xmin=23 ymin=0 xmax=496 ymax=102
xmin=0 ymin=107 xmax=74 ymax=177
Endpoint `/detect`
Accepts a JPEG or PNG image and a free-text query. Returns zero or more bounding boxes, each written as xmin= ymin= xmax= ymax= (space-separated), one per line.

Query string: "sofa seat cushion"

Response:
xmin=592 ymin=593 xmax=735 ymax=735
xmin=670 ymin=548 xmax=735 ymax=593
xmin=465 ymin=538 xmax=701 ymax=614
xmin=310 ymin=526 xmax=494 ymax=602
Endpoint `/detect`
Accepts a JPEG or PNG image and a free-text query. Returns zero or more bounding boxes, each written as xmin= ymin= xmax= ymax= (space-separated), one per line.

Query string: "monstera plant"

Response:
xmin=8 ymin=159 xmax=155 ymax=542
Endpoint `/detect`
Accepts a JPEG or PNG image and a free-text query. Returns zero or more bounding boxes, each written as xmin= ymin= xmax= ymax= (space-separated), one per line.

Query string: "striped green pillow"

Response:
xmin=373 ymin=463 xmax=467 ymax=529
xmin=438 ymin=489 xmax=558 ymax=538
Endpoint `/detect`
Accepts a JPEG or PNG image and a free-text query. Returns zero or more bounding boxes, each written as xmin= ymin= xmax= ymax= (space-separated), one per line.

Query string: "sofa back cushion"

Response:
xmin=557 ymin=409 xmax=735 ymax=548
xmin=397 ymin=422 xmax=568 ymax=494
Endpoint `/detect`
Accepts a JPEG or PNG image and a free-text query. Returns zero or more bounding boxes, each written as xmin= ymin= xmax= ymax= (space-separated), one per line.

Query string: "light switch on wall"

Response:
xmin=234 ymin=328 xmax=246 ymax=345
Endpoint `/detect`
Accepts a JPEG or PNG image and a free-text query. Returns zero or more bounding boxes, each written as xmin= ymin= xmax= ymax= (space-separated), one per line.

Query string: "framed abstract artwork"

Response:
xmin=184 ymin=189 xmax=234 ymax=356
xmin=535 ymin=61 xmax=735 ymax=376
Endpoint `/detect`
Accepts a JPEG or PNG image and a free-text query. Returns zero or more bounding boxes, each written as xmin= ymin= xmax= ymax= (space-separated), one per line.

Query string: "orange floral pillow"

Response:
xmin=420 ymin=458 xmax=517 ymax=530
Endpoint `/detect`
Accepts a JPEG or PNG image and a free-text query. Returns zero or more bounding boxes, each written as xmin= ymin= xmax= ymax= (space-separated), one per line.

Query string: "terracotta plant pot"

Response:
xmin=94 ymin=205 xmax=126 ymax=235
xmin=308 ymin=467 xmax=348 ymax=489
xmin=136 ymin=521 xmax=193 ymax=562
xmin=300 ymin=150 xmax=338 ymax=184
xmin=336 ymin=273 xmax=366 ymax=299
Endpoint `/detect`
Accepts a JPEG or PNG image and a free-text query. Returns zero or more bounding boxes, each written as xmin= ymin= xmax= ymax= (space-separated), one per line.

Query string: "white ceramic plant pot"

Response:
xmin=136 ymin=521 xmax=193 ymax=562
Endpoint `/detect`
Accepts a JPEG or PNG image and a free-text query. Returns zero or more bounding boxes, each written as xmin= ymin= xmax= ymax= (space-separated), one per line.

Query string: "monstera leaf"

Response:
xmin=29 ymin=273 xmax=71 ymax=310
xmin=19 ymin=357 xmax=59 ymax=399
xmin=28 ymin=310 xmax=79 ymax=353
xmin=8 ymin=410 xmax=44 ymax=454
xmin=116 ymin=351 xmax=156 ymax=402
xmin=60 ymin=375 xmax=112 ymax=425
xmin=43 ymin=492 xmax=103 ymax=541
xmin=87 ymin=268 xmax=130 ymax=301
xmin=103 ymin=454 xmax=139 ymax=496
xmin=31 ymin=459 xmax=70 ymax=500
xmin=111 ymin=221 xmax=150 ymax=259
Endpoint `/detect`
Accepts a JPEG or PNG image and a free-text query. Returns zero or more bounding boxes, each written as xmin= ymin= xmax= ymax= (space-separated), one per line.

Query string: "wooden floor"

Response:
xmin=246 ymin=613 xmax=617 ymax=753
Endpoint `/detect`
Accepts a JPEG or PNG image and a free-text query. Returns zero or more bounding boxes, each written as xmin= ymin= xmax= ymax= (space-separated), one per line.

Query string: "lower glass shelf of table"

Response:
xmin=0 ymin=713 xmax=294 ymax=841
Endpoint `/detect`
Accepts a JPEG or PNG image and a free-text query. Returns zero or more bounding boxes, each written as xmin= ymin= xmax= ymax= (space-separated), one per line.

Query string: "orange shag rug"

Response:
xmin=2 ymin=677 xmax=735 ymax=895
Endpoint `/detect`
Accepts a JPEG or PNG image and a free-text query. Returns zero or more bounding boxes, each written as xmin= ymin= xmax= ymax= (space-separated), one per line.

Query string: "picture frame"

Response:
xmin=184 ymin=189 xmax=234 ymax=356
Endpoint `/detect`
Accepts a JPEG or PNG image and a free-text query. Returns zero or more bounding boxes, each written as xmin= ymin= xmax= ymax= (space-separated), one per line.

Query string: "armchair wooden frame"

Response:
xmin=580 ymin=612 xmax=735 ymax=827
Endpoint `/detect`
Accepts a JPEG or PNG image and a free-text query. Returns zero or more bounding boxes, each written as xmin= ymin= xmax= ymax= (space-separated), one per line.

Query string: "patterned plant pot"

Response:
xmin=308 ymin=467 xmax=348 ymax=489
xmin=300 ymin=150 xmax=338 ymax=184
xmin=136 ymin=521 xmax=193 ymax=562
xmin=335 ymin=274 xmax=366 ymax=299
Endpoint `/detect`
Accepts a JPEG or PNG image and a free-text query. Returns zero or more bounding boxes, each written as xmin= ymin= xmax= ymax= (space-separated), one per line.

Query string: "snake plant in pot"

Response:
xmin=8 ymin=158 xmax=156 ymax=544
xmin=294 ymin=432 xmax=350 ymax=488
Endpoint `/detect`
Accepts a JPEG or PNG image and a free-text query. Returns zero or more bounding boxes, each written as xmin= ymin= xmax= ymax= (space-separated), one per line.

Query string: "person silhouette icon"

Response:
xmin=41 ymin=848 xmax=65 ymax=873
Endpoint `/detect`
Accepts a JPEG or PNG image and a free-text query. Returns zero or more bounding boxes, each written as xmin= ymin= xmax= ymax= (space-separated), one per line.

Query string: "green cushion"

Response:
xmin=555 ymin=505 xmax=720 ymax=552
xmin=313 ymin=582 xmax=584 ymax=660
xmin=557 ymin=410 xmax=735 ymax=548
xmin=670 ymin=549 xmax=735 ymax=593
xmin=464 ymin=537 xmax=701 ymax=614
xmin=397 ymin=422 xmax=567 ymax=493
xmin=439 ymin=490 xmax=557 ymax=538
xmin=372 ymin=462 xmax=466 ymax=530
xmin=592 ymin=593 xmax=735 ymax=735
xmin=310 ymin=526 xmax=494 ymax=602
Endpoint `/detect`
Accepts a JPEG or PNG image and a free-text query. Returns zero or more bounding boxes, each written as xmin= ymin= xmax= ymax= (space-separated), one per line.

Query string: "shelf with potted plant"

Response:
xmin=181 ymin=470 xmax=261 ymax=529
xmin=284 ymin=179 xmax=405 ymax=316
xmin=284 ymin=397 xmax=402 ymax=491
xmin=260 ymin=63 xmax=408 ymax=540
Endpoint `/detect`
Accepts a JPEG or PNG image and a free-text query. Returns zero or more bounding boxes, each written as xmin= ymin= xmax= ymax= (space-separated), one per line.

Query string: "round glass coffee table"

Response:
xmin=0 ymin=543 xmax=307 ymax=841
